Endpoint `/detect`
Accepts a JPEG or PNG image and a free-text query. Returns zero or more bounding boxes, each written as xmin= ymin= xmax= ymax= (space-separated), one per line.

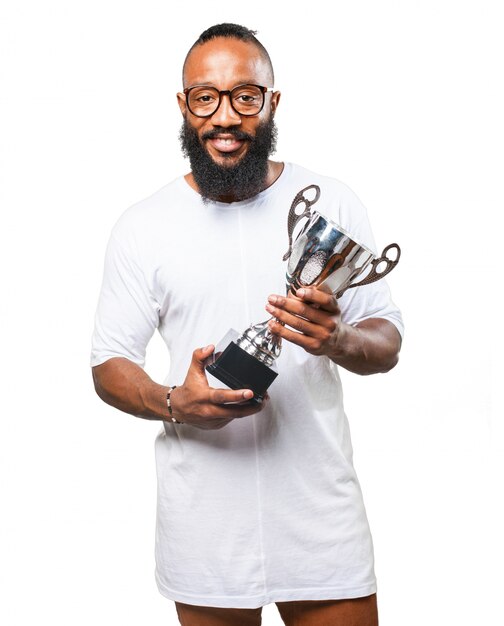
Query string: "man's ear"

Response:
xmin=177 ymin=92 xmax=187 ymax=116
xmin=270 ymin=90 xmax=281 ymax=114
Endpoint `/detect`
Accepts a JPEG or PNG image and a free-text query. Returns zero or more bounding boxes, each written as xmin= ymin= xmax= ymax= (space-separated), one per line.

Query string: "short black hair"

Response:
xmin=183 ymin=23 xmax=274 ymax=85
xmin=196 ymin=23 xmax=259 ymax=43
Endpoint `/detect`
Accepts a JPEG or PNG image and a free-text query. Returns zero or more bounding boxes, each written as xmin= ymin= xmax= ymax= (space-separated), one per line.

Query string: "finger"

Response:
xmin=270 ymin=307 xmax=335 ymax=338
xmin=295 ymin=288 xmax=339 ymax=312
xmin=267 ymin=318 xmax=325 ymax=354
xmin=266 ymin=297 xmax=337 ymax=330
xmin=210 ymin=387 xmax=255 ymax=404
xmin=204 ymin=392 xmax=266 ymax=420
xmin=217 ymin=400 xmax=266 ymax=419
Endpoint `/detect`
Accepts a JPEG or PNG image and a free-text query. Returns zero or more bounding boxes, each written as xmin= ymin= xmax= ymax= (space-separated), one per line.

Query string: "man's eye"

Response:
xmin=234 ymin=93 xmax=259 ymax=105
xmin=196 ymin=94 xmax=215 ymax=103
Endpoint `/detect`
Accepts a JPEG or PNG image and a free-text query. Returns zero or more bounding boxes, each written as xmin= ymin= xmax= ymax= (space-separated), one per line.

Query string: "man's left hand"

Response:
xmin=265 ymin=287 xmax=342 ymax=357
xmin=266 ymin=287 xmax=401 ymax=375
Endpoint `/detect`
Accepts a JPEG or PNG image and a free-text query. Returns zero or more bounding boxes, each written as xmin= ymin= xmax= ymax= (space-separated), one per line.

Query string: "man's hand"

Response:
xmin=170 ymin=345 xmax=267 ymax=429
xmin=266 ymin=287 xmax=341 ymax=356
xmin=266 ymin=287 xmax=401 ymax=375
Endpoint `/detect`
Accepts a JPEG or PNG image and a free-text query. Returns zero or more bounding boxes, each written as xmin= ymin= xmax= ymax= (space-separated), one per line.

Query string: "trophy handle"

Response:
xmin=283 ymin=184 xmax=321 ymax=261
xmin=339 ymin=243 xmax=401 ymax=297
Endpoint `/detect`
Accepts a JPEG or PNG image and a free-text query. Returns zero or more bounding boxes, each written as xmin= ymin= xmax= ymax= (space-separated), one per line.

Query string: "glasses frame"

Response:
xmin=183 ymin=83 xmax=274 ymax=118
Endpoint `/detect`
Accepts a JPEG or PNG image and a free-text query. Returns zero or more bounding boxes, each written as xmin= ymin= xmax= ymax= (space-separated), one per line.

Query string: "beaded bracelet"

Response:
xmin=166 ymin=386 xmax=181 ymax=424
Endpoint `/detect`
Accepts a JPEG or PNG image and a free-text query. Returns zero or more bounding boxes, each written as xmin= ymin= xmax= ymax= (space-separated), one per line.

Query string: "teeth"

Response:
xmin=210 ymin=137 xmax=242 ymax=150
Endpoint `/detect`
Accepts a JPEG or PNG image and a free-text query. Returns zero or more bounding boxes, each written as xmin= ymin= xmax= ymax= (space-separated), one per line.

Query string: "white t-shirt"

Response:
xmin=91 ymin=163 xmax=403 ymax=608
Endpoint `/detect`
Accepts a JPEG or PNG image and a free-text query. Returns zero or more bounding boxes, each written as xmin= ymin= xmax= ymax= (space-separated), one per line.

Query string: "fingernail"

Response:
xmin=268 ymin=295 xmax=277 ymax=304
xmin=243 ymin=390 xmax=253 ymax=399
xmin=266 ymin=303 xmax=274 ymax=314
xmin=297 ymin=288 xmax=305 ymax=298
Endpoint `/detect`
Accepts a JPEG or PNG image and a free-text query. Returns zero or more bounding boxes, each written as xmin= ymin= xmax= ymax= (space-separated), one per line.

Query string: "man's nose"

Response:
xmin=210 ymin=94 xmax=242 ymax=127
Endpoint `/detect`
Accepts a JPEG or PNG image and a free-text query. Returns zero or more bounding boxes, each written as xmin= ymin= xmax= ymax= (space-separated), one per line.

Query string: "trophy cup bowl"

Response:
xmin=205 ymin=185 xmax=400 ymax=402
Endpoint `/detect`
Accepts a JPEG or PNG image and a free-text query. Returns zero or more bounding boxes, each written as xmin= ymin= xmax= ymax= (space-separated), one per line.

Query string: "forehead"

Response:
xmin=183 ymin=37 xmax=272 ymax=89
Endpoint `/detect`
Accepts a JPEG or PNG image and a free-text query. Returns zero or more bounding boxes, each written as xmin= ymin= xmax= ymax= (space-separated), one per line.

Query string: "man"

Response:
xmin=91 ymin=23 xmax=403 ymax=626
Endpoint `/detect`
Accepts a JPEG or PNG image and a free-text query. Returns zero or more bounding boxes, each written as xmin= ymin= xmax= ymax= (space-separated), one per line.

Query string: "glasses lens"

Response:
xmin=187 ymin=86 xmax=220 ymax=117
xmin=230 ymin=85 xmax=264 ymax=115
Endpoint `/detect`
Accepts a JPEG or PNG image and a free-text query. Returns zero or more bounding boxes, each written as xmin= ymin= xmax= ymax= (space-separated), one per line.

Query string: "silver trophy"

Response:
xmin=206 ymin=184 xmax=401 ymax=402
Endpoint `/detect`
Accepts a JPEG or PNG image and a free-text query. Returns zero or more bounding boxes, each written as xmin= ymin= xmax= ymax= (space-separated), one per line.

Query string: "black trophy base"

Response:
xmin=206 ymin=340 xmax=277 ymax=403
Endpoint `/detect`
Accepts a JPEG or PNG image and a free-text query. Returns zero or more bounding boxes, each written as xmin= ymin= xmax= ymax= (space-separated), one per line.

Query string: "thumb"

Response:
xmin=189 ymin=344 xmax=215 ymax=375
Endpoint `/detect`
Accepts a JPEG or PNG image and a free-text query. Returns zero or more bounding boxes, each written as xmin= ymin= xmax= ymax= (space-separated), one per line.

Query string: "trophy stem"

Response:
xmin=237 ymin=318 xmax=282 ymax=367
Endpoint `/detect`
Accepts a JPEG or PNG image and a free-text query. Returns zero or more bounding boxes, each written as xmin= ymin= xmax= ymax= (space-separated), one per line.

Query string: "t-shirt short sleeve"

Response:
xmin=91 ymin=221 xmax=159 ymax=368
xmin=334 ymin=183 xmax=404 ymax=338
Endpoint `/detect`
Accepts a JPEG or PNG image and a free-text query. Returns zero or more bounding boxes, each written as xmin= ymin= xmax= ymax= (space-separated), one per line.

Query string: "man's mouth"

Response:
xmin=208 ymin=136 xmax=244 ymax=153
xmin=202 ymin=130 xmax=253 ymax=155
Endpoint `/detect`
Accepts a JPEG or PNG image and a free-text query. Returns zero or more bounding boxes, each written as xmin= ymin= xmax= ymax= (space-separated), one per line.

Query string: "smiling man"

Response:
xmin=91 ymin=23 xmax=403 ymax=626
xmin=178 ymin=33 xmax=282 ymax=202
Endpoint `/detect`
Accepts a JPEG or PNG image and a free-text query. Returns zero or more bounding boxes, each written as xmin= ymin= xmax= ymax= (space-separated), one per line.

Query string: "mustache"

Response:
xmin=201 ymin=127 xmax=254 ymax=142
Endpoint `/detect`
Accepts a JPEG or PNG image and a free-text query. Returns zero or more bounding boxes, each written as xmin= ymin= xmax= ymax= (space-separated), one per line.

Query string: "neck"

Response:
xmin=185 ymin=160 xmax=284 ymax=203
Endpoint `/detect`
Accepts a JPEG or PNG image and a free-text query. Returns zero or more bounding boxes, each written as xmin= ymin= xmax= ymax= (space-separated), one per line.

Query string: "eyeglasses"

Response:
xmin=183 ymin=84 xmax=274 ymax=118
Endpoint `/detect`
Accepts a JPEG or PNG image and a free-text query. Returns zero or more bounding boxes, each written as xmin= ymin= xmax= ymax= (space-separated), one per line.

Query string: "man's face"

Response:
xmin=177 ymin=37 xmax=281 ymax=201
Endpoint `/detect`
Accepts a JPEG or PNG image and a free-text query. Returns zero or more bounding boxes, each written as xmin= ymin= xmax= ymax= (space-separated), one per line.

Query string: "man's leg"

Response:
xmin=175 ymin=602 xmax=262 ymax=626
xmin=276 ymin=594 xmax=378 ymax=626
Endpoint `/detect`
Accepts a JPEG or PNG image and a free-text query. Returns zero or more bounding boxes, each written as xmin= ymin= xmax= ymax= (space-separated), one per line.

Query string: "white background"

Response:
xmin=1 ymin=0 xmax=502 ymax=624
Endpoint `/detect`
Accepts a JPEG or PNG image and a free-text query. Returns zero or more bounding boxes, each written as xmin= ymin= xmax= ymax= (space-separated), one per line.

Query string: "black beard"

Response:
xmin=179 ymin=117 xmax=278 ymax=202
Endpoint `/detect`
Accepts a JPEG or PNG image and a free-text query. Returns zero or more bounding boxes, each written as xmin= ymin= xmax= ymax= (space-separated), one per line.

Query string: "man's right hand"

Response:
xmin=169 ymin=345 xmax=267 ymax=429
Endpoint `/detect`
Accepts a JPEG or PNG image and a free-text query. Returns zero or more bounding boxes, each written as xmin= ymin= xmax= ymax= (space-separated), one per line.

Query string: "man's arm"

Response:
xmin=92 ymin=345 xmax=267 ymax=429
xmin=92 ymin=357 xmax=170 ymax=420
xmin=265 ymin=287 xmax=401 ymax=375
